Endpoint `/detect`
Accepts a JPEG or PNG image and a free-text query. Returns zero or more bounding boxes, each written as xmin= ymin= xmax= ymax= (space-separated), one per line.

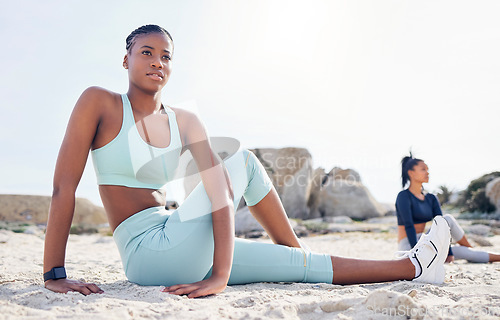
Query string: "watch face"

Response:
xmin=53 ymin=267 xmax=66 ymax=279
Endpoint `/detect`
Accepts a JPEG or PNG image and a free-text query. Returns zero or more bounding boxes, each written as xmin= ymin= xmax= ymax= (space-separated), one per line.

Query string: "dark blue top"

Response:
xmin=395 ymin=189 xmax=452 ymax=255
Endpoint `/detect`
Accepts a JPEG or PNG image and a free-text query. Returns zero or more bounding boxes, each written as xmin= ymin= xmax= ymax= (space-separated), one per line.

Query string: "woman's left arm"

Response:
xmin=431 ymin=194 xmax=443 ymax=216
xmin=163 ymin=111 xmax=234 ymax=298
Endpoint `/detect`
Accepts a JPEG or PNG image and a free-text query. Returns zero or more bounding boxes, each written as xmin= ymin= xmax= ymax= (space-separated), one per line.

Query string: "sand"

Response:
xmin=1 ymin=227 xmax=500 ymax=320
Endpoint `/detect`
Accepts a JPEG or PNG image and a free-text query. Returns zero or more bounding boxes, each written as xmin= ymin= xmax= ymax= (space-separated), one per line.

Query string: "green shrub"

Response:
xmin=302 ymin=221 xmax=329 ymax=233
xmin=70 ymin=224 xmax=98 ymax=235
xmin=436 ymin=185 xmax=452 ymax=205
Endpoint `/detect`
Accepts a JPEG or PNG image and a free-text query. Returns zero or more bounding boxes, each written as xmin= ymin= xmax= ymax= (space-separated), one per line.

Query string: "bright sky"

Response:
xmin=1 ymin=0 xmax=499 ymax=207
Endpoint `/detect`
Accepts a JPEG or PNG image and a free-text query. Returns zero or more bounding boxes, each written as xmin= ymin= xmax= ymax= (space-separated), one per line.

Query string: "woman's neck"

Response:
xmin=126 ymin=89 xmax=163 ymax=114
xmin=408 ymin=182 xmax=423 ymax=196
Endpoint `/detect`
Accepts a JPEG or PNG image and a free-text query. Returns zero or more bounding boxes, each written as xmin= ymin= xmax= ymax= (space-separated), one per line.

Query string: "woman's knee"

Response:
xmin=443 ymin=214 xmax=454 ymax=225
xmin=443 ymin=214 xmax=461 ymax=229
xmin=443 ymin=214 xmax=465 ymax=240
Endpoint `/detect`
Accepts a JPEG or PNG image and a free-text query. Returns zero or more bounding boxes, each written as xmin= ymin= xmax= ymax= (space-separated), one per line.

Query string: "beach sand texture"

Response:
xmin=1 ymin=227 xmax=499 ymax=320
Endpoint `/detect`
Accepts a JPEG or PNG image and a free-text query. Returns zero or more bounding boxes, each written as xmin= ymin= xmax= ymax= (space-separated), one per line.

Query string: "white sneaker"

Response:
xmin=406 ymin=216 xmax=451 ymax=284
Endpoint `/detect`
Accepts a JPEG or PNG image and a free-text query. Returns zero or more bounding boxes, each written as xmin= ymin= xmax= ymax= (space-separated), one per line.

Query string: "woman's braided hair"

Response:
xmin=126 ymin=24 xmax=173 ymax=53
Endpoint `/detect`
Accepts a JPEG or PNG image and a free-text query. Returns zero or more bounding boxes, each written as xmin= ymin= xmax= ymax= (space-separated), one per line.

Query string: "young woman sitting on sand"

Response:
xmin=44 ymin=24 xmax=452 ymax=298
xmin=396 ymin=154 xmax=500 ymax=263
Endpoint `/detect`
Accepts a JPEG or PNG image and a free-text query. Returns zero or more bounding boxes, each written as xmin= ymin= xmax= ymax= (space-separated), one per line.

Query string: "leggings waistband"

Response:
xmin=113 ymin=206 xmax=171 ymax=247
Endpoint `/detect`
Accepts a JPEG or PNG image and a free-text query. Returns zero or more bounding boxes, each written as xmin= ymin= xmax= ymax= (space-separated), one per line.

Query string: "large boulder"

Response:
xmin=184 ymin=146 xmax=386 ymax=221
xmin=306 ymin=167 xmax=326 ymax=219
xmin=486 ymin=177 xmax=500 ymax=213
xmin=250 ymin=147 xmax=313 ymax=219
xmin=456 ymin=171 xmax=500 ymax=213
xmin=234 ymin=206 xmax=264 ymax=235
xmin=310 ymin=168 xmax=386 ymax=220
xmin=328 ymin=167 xmax=361 ymax=183
xmin=234 ymin=206 xmax=306 ymax=238
xmin=0 ymin=194 xmax=107 ymax=225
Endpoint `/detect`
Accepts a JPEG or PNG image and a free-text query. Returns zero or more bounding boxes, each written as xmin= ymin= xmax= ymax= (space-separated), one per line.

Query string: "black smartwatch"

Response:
xmin=43 ymin=266 xmax=67 ymax=282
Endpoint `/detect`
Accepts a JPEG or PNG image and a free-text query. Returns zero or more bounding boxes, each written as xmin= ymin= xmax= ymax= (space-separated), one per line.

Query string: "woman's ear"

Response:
xmin=407 ymin=168 xmax=415 ymax=181
xmin=123 ymin=55 xmax=128 ymax=69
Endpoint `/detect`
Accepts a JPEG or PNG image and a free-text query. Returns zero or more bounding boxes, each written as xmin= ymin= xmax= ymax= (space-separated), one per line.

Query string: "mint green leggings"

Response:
xmin=113 ymin=149 xmax=333 ymax=286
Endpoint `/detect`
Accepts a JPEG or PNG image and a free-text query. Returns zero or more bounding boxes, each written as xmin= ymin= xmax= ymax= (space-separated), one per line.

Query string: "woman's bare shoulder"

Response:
xmin=77 ymin=86 xmax=121 ymax=106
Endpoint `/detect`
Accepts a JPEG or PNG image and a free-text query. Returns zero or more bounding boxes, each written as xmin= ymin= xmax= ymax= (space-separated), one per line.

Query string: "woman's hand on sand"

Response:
xmin=445 ymin=255 xmax=455 ymax=263
xmin=162 ymin=275 xmax=228 ymax=298
xmin=45 ymin=279 xmax=104 ymax=295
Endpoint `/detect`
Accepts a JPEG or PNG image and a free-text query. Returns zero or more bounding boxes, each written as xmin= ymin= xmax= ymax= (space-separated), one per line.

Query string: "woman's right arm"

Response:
xmin=396 ymin=191 xmax=418 ymax=248
xmin=43 ymin=87 xmax=107 ymax=295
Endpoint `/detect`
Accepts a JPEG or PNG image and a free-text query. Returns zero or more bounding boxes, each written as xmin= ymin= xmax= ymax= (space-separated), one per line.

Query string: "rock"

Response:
xmin=0 ymin=195 xmax=107 ymax=225
xmin=364 ymin=289 xmax=426 ymax=319
xmin=310 ymin=173 xmax=387 ymax=220
xmin=69 ymin=224 xmax=99 ymax=235
xmin=380 ymin=202 xmax=396 ymax=216
xmin=251 ymin=148 xmax=314 ymax=219
xmin=184 ymin=146 xmax=387 ymax=221
xmin=23 ymin=225 xmax=44 ymax=236
xmin=459 ymin=211 xmax=500 ymax=220
xmin=326 ymin=223 xmax=380 ymax=233
xmin=293 ymin=225 xmax=309 ymax=237
xmin=365 ymin=216 xmax=397 ymax=224
xmin=302 ymin=219 xmax=330 ymax=234
xmin=466 ymin=234 xmax=493 ymax=247
xmin=489 ymin=220 xmax=500 ymax=228
xmin=323 ymin=216 xmax=353 ymax=224
xmin=234 ymin=206 xmax=264 ymax=235
xmin=328 ymin=167 xmax=361 ymax=183
xmin=456 ymin=171 xmax=500 ymax=213
xmin=320 ymin=299 xmax=356 ymax=312
xmin=486 ymin=177 xmax=500 ymax=213
xmin=245 ymin=231 xmax=266 ymax=238
xmin=306 ymin=167 xmax=326 ymax=220
xmin=288 ymin=219 xmax=298 ymax=229
xmin=234 ymin=207 xmax=307 ymax=238
xmin=304 ymin=218 xmax=324 ymax=224
xmin=464 ymin=224 xmax=491 ymax=236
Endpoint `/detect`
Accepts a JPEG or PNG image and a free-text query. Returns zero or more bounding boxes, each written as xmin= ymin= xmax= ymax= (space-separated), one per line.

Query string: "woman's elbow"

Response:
xmin=51 ymin=182 xmax=77 ymax=200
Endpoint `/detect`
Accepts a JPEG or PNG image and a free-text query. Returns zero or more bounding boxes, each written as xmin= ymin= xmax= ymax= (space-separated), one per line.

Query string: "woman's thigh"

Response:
xmin=442 ymin=214 xmax=465 ymax=241
xmin=398 ymin=233 xmax=423 ymax=251
xmin=125 ymin=149 xmax=274 ymax=285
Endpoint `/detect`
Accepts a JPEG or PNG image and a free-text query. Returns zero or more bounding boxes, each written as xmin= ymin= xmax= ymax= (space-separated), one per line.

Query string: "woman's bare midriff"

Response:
xmin=99 ymin=185 xmax=167 ymax=232
xmin=397 ymin=222 xmax=427 ymax=242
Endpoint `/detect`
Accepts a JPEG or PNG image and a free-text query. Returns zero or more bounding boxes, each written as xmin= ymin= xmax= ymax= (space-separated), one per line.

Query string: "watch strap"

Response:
xmin=43 ymin=266 xmax=67 ymax=282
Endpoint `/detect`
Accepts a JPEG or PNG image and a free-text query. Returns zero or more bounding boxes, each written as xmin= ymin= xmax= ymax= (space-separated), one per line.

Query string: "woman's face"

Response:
xmin=408 ymin=161 xmax=429 ymax=184
xmin=124 ymin=33 xmax=173 ymax=93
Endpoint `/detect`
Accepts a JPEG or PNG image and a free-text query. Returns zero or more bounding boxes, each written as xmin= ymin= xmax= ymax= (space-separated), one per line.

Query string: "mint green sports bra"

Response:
xmin=91 ymin=94 xmax=182 ymax=189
